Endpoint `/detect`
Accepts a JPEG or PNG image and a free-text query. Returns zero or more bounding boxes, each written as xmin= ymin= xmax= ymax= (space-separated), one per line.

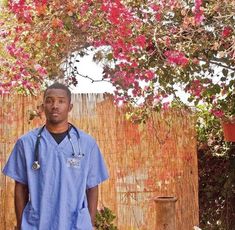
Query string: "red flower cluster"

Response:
xmin=221 ymin=26 xmax=233 ymax=38
xmin=164 ymin=50 xmax=189 ymax=66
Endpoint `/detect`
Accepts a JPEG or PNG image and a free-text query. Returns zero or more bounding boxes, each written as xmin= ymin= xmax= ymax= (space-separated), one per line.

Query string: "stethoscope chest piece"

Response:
xmin=32 ymin=161 xmax=40 ymax=170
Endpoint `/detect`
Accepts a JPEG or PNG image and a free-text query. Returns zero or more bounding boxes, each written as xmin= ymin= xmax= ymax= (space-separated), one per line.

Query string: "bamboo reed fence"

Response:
xmin=0 ymin=94 xmax=199 ymax=229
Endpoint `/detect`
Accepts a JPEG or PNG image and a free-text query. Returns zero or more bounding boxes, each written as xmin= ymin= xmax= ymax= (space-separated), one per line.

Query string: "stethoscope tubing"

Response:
xmin=32 ymin=123 xmax=81 ymax=170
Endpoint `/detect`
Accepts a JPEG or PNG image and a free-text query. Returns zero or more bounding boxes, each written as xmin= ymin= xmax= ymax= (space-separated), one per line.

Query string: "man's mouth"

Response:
xmin=51 ymin=112 xmax=59 ymax=116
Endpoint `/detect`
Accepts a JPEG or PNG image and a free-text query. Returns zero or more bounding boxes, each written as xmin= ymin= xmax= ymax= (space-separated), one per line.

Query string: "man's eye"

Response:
xmin=59 ymin=100 xmax=65 ymax=103
xmin=46 ymin=99 xmax=52 ymax=103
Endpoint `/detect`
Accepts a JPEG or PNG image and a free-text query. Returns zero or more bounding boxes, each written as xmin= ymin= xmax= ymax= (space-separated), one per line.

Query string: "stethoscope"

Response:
xmin=32 ymin=123 xmax=84 ymax=170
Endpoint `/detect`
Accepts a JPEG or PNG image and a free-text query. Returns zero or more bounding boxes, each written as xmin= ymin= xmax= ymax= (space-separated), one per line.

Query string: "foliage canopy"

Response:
xmin=0 ymin=0 xmax=234 ymax=120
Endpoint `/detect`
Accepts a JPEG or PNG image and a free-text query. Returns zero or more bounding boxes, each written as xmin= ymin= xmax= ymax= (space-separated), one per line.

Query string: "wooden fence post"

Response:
xmin=154 ymin=196 xmax=178 ymax=230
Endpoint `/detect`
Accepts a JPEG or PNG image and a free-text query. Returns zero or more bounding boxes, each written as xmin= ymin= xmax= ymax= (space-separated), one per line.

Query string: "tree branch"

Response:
xmin=68 ymin=61 xmax=111 ymax=84
xmin=198 ymin=58 xmax=235 ymax=71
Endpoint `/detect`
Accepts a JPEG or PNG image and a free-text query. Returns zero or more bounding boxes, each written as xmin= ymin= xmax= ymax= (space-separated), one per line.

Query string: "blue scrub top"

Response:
xmin=2 ymin=126 xmax=109 ymax=230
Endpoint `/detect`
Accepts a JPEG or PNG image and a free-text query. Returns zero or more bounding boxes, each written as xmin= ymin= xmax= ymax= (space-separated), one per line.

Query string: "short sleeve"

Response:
xmin=2 ymin=139 xmax=28 ymax=185
xmin=86 ymin=142 xmax=109 ymax=189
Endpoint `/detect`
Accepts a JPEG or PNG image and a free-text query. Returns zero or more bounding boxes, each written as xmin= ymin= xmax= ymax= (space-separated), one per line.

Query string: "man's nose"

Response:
xmin=52 ymin=101 xmax=59 ymax=108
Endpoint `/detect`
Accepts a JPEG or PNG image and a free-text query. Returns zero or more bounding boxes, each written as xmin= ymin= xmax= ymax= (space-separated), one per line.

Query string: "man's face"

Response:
xmin=43 ymin=88 xmax=72 ymax=125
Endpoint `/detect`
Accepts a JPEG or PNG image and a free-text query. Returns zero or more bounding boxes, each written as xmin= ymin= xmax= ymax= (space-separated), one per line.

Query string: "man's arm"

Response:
xmin=15 ymin=181 xmax=29 ymax=230
xmin=86 ymin=185 xmax=98 ymax=227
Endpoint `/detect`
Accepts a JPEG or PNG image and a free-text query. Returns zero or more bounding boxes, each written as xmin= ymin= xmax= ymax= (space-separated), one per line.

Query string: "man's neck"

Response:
xmin=45 ymin=122 xmax=69 ymax=134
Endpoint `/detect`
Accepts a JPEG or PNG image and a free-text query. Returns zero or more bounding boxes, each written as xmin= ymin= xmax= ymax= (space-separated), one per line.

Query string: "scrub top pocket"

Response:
xmin=21 ymin=202 xmax=39 ymax=229
xmin=72 ymin=207 xmax=93 ymax=230
xmin=62 ymin=147 xmax=85 ymax=170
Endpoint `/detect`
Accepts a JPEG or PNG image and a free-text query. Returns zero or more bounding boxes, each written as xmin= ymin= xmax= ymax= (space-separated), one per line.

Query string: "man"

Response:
xmin=2 ymin=83 xmax=109 ymax=229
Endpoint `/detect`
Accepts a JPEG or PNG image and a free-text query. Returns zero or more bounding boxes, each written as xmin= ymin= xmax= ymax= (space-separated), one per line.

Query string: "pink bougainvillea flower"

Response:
xmin=162 ymin=102 xmax=170 ymax=110
xmin=186 ymin=79 xmax=204 ymax=98
xmin=135 ymin=35 xmax=147 ymax=48
xmin=108 ymin=6 xmax=121 ymax=24
xmin=51 ymin=18 xmax=64 ymax=29
xmin=193 ymin=0 xmax=204 ymax=25
xmin=150 ymin=4 xmax=160 ymax=12
xmin=34 ymin=64 xmax=47 ymax=76
xmin=221 ymin=26 xmax=233 ymax=38
xmin=194 ymin=10 xmax=204 ymax=24
xmin=155 ymin=13 xmax=162 ymax=22
xmin=9 ymin=0 xmax=33 ymax=23
xmin=145 ymin=70 xmax=155 ymax=80
xmin=164 ymin=50 xmax=189 ymax=66
xmin=210 ymin=109 xmax=225 ymax=118
xmin=34 ymin=0 xmax=47 ymax=6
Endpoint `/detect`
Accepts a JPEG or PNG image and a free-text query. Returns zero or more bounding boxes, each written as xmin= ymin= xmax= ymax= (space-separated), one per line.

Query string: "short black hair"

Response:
xmin=44 ymin=82 xmax=71 ymax=102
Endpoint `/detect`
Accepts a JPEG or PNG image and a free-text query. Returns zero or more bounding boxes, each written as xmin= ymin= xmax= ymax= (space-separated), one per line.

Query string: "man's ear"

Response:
xmin=69 ymin=103 xmax=73 ymax=112
xmin=40 ymin=103 xmax=44 ymax=112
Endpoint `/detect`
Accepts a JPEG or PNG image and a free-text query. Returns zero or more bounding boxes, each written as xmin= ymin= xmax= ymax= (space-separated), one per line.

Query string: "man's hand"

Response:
xmin=15 ymin=181 xmax=29 ymax=229
xmin=86 ymin=186 xmax=98 ymax=227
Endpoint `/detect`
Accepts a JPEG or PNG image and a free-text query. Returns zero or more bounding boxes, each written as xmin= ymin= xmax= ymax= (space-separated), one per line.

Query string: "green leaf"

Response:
xmin=106 ymin=53 xmax=113 ymax=60
xmin=222 ymin=68 xmax=228 ymax=77
xmin=213 ymin=84 xmax=221 ymax=94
